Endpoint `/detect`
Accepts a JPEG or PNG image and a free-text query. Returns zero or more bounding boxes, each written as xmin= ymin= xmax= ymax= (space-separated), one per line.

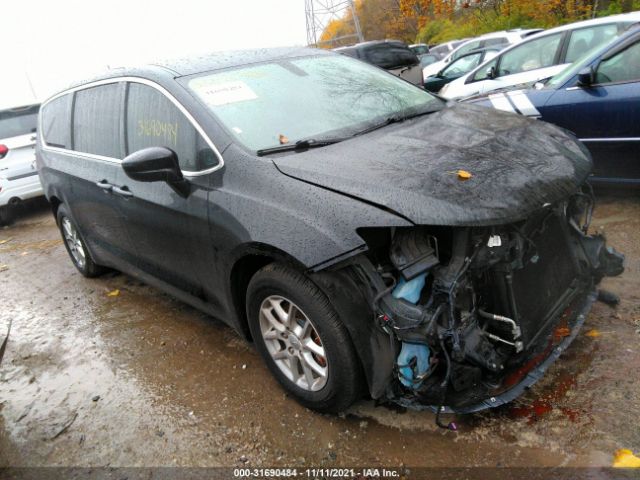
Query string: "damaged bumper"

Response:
xmin=396 ymin=288 xmax=596 ymax=414
xmin=330 ymin=188 xmax=624 ymax=415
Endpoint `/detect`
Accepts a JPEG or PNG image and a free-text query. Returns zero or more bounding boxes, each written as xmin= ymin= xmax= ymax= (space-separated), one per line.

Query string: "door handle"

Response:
xmin=96 ymin=180 xmax=113 ymax=192
xmin=112 ymin=186 xmax=133 ymax=198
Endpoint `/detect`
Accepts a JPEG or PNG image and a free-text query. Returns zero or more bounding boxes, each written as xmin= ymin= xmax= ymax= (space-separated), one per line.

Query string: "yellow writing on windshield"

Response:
xmin=137 ymin=119 xmax=178 ymax=147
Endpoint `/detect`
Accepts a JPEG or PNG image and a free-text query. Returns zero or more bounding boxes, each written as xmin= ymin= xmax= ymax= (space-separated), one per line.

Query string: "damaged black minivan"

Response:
xmin=36 ymin=47 xmax=623 ymax=418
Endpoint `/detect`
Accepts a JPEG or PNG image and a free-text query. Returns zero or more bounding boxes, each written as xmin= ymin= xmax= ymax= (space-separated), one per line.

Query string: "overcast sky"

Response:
xmin=2 ymin=0 xmax=308 ymax=108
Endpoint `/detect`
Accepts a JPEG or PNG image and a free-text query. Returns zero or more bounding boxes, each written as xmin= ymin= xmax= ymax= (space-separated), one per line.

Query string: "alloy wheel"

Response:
xmin=61 ymin=217 xmax=86 ymax=269
xmin=258 ymin=295 xmax=328 ymax=391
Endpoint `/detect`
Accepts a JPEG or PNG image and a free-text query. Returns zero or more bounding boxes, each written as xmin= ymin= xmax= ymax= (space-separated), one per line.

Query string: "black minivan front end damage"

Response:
xmin=38 ymin=49 xmax=625 ymax=416
xmin=315 ymin=187 xmax=623 ymax=416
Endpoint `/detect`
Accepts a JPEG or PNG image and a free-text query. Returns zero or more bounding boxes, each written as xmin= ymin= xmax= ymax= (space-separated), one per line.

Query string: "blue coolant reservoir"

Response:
xmin=392 ymin=272 xmax=430 ymax=388
xmin=397 ymin=342 xmax=430 ymax=388
xmin=392 ymin=273 xmax=427 ymax=304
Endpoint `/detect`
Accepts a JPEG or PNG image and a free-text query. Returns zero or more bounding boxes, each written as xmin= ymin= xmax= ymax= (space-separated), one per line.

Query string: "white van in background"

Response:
xmin=0 ymin=104 xmax=42 ymax=225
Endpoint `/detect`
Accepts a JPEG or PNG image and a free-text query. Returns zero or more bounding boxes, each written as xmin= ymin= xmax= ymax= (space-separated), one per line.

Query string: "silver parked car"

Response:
xmin=0 ymin=104 xmax=42 ymax=225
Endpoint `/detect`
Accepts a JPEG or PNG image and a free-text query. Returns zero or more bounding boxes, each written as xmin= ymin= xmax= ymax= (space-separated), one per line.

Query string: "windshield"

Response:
xmin=443 ymin=52 xmax=483 ymax=77
xmin=186 ymin=54 xmax=443 ymax=152
xmin=0 ymin=105 xmax=39 ymax=139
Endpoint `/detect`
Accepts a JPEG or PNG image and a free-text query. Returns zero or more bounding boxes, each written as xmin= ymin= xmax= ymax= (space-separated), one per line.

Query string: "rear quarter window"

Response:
xmin=411 ymin=45 xmax=429 ymax=55
xmin=364 ymin=45 xmax=418 ymax=69
xmin=0 ymin=105 xmax=39 ymax=140
xmin=452 ymin=40 xmax=482 ymax=60
xmin=430 ymin=44 xmax=449 ymax=55
xmin=73 ymin=84 xmax=123 ymax=158
xmin=41 ymin=95 xmax=72 ymax=148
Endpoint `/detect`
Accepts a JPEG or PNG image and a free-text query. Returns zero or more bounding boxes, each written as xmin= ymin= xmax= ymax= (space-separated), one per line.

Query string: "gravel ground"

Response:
xmin=0 ymin=195 xmax=638 ymax=469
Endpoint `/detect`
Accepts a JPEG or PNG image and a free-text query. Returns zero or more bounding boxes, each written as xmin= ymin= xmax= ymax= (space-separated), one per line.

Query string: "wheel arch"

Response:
xmin=230 ymin=243 xmax=394 ymax=400
xmin=49 ymin=195 xmax=62 ymax=221
xmin=229 ymin=243 xmax=307 ymax=340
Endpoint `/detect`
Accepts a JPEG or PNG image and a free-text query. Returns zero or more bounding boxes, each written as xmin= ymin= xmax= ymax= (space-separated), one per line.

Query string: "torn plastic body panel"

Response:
xmin=316 ymin=188 xmax=623 ymax=414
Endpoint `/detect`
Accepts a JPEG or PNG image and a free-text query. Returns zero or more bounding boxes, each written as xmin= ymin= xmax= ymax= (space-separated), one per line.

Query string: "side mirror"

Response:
xmin=486 ymin=66 xmax=497 ymax=80
xmin=123 ymin=147 xmax=183 ymax=183
xmin=122 ymin=147 xmax=190 ymax=196
xmin=577 ymin=67 xmax=594 ymax=87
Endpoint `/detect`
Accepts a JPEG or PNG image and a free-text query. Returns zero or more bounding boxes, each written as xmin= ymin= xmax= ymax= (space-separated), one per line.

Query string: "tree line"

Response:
xmin=319 ymin=0 xmax=640 ymax=47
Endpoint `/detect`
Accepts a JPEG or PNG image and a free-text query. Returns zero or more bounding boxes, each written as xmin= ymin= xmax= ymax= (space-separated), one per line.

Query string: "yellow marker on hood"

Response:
xmin=452 ymin=170 xmax=472 ymax=180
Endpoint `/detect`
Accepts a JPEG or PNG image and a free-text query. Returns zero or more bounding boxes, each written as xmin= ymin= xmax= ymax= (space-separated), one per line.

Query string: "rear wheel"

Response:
xmin=56 ymin=204 xmax=105 ymax=277
xmin=246 ymin=263 xmax=363 ymax=413
xmin=0 ymin=206 xmax=15 ymax=226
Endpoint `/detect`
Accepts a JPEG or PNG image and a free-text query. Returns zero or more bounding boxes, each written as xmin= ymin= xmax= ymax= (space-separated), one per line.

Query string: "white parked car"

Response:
xmin=422 ymin=29 xmax=542 ymax=80
xmin=0 ymin=104 xmax=42 ymax=225
xmin=428 ymin=39 xmax=469 ymax=59
xmin=439 ymin=12 xmax=640 ymax=100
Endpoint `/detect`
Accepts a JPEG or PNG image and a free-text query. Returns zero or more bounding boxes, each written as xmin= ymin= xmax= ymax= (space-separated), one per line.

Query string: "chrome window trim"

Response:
xmin=39 ymin=76 xmax=225 ymax=177
xmin=580 ymin=137 xmax=640 ymax=142
xmin=40 ymin=145 xmax=123 ymax=164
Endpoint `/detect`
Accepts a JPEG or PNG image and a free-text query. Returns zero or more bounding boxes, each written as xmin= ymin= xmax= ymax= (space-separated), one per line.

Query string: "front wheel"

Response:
xmin=246 ymin=263 xmax=363 ymax=413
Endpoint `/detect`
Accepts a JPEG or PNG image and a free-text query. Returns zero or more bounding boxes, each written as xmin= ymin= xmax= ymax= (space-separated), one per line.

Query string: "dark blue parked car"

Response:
xmin=466 ymin=26 xmax=640 ymax=185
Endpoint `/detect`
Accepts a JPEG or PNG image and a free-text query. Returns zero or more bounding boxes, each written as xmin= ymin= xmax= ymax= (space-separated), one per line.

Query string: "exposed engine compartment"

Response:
xmin=349 ymin=188 xmax=624 ymax=420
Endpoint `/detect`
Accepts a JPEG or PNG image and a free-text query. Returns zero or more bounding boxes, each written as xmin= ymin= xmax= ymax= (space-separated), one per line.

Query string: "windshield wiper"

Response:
xmin=353 ymin=109 xmax=439 ymax=137
xmin=256 ymin=138 xmax=345 ymax=156
xmin=256 ymin=109 xmax=439 ymax=156
xmin=352 ymin=115 xmax=404 ymax=137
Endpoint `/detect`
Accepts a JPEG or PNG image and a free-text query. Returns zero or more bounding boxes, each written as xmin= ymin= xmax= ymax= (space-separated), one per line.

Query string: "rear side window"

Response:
xmin=73 ymin=84 xmax=123 ymax=158
xmin=41 ymin=96 xmax=72 ymax=148
xmin=452 ymin=40 xmax=482 ymax=60
xmin=364 ymin=45 xmax=418 ymax=69
xmin=0 ymin=105 xmax=39 ymax=140
xmin=430 ymin=44 xmax=449 ymax=55
xmin=565 ymin=24 xmax=619 ymax=63
xmin=126 ymin=83 xmax=216 ymax=172
xmin=497 ymin=33 xmax=563 ymax=77
xmin=411 ymin=45 xmax=429 ymax=55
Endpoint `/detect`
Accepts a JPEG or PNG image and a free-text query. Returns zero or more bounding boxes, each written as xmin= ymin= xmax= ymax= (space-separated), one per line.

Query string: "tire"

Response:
xmin=0 ymin=206 xmax=15 ymax=226
xmin=246 ymin=263 xmax=363 ymax=413
xmin=56 ymin=204 xmax=106 ymax=278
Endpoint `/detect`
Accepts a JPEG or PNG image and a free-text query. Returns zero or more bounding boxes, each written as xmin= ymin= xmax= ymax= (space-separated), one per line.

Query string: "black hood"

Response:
xmin=272 ymin=103 xmax=592 ymax=226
